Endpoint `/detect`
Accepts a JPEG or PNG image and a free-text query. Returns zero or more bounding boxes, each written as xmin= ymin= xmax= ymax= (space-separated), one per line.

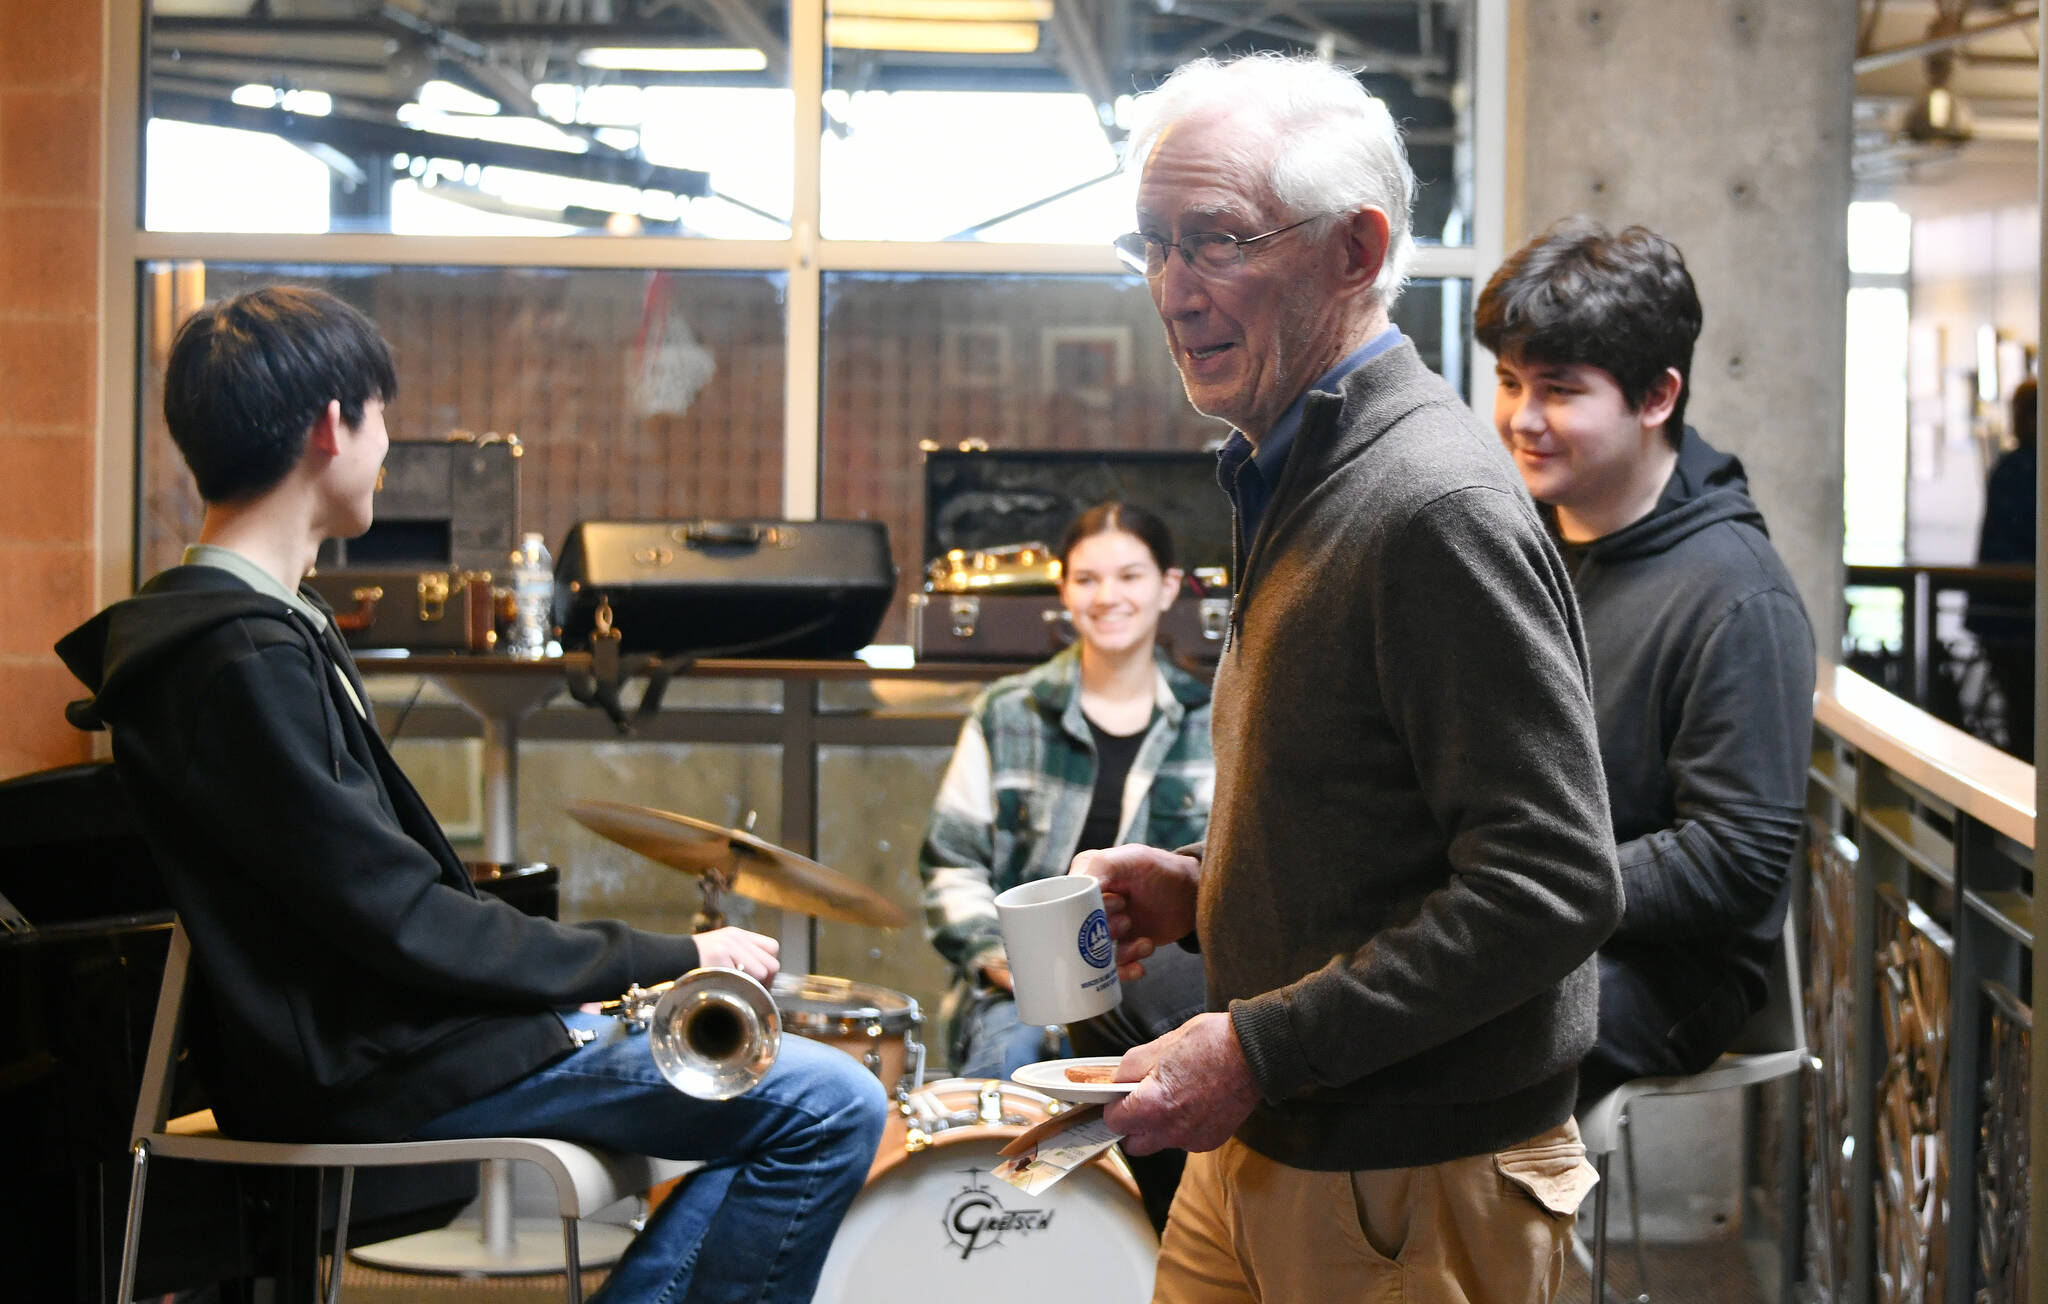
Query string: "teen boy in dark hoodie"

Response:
xmin=57 ymin=286 xmax=885 ymax=1304
xmin=1476 ymin=221 xmax=1817 ymax=1109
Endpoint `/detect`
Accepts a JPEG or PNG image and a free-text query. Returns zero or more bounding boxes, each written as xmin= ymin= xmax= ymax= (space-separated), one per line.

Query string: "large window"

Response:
xmin=139 ymin=263 xmax=787 ymax=575
xmin=145 ymin=1 xmax=795 ymax=238
xmin=142 ymin=3 xmax=1480 ymax=248
xmin=820 ymin=271 xmax=1474 ymax=640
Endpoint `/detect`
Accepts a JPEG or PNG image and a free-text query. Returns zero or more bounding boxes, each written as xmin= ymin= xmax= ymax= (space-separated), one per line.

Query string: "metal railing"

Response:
xmin=1843 ymin=564 xmax=2033 ymax=754
xmin=1804 ymin=663 xmax=2036 ymax=1304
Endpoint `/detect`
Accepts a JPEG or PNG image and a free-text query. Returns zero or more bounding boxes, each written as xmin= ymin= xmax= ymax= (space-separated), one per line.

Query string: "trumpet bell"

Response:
xmin=648 ymin=967 xmax=781 ymax=1100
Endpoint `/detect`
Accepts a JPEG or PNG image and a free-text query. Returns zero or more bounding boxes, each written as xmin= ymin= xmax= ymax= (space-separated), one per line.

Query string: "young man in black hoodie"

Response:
xmin=57 ymin=286 xmax=886 ymax=1304
xmin=1476 ymin=221 xmax=1817 ymax=1109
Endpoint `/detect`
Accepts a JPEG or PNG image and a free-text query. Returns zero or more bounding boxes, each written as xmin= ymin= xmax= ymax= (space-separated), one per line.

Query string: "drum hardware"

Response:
xmin=567 ymin=799 xmax=912 ymax=930
xmin=596 ymin=967 xmax=781 ymax=1100
xmin=900 ymin=1078 xmax=1036 ymax=1154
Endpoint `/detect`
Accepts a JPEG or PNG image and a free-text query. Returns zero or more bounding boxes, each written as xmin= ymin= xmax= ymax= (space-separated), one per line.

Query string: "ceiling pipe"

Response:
xmin=1854 ymin=6 xmax=2039 ymax=74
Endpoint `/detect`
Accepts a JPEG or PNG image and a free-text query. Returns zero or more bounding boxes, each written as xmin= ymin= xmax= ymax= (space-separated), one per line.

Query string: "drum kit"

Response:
xmin=569 ymin=799 xmax=1158 ymax=1300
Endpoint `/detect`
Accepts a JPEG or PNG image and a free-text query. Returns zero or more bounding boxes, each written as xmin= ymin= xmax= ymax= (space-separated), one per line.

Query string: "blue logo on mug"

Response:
xmin=1078 ymin=909 xmax=1112 ymax=969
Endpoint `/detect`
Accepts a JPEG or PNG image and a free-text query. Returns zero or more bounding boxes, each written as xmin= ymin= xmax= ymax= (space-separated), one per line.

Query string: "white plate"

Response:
xmin=1012 ymin=1057 xmax=1145 ymax=1104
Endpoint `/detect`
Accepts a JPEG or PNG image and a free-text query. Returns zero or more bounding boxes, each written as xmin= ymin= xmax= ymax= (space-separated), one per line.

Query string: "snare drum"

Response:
xmin=813 ymin=1078 xmax=1157 ymax=1304
xmin=771 ymin=973 xmax=924 ymax=1096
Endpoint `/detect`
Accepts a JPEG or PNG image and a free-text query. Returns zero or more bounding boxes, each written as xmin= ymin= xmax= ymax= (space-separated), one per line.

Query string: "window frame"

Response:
xmin=99 ymin=0 xmax=1508 ymax=596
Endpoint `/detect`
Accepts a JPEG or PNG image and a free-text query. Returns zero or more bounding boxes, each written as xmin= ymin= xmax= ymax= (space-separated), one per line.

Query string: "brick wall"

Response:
xmin=0 ymin=1 xmax=101 ymax=779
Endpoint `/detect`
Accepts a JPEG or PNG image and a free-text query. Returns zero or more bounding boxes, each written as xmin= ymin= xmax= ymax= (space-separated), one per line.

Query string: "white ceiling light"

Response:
xmin=230 ymin=84 xmax=332 ymax=116
xmin=576 ymin=47 xmax=769 ymax=73
xmin=417 ymin=79 xmax=500 ymax=116
xmin=827 ymin=17 xmax=1042 ymax=53
xmin=832 ymin=0 xmax=1052 ymax=17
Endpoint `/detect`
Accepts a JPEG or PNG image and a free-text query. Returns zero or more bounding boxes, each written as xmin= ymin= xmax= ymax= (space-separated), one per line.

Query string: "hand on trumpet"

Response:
xmin=693 ymin=926 xmax=781 ymax=985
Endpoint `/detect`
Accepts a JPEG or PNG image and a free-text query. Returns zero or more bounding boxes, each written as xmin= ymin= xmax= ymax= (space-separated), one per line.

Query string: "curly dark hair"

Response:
xmin=1475 ymin=218 xmax=1702 ymax=448
xmin=164 ymin=285 xmax=397 ymax=504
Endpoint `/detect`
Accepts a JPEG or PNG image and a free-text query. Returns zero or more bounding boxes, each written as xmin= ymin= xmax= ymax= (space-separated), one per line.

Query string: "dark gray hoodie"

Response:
xmin=1554 ymin=428 xmax=1815 ymax=1040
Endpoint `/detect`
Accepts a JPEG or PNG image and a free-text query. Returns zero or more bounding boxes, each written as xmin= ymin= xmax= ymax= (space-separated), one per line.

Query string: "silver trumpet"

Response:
xmin=601 ymin=967 xmax=781 ymax=1100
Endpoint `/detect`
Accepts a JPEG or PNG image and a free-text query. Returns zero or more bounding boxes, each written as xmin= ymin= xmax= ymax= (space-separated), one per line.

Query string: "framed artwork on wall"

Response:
xmin=1041 ymin=326 xmax=1133 ymax=408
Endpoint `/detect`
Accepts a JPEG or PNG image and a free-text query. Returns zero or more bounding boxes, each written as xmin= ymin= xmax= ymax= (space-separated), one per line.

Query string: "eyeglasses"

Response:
xmin=1112 ymin=216 xmax=1325 ymax=278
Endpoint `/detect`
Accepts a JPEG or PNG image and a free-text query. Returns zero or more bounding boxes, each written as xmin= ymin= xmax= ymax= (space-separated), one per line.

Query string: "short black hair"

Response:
xmin=2013 ymin=378 xmax=2037 ymax=448
xmin=1475 ymin=218 xmax=1702 ymax=448
xmin=163 ymin=285 xmax=397 ymax=504
xmin=1059 ymin=501 xmax=1177 ymax=573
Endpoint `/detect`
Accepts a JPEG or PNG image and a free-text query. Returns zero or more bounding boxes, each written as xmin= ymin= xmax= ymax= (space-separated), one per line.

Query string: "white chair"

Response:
xmin=116 ymin=921 xmax=692 ymax=1304
xmin=1575 ymin=910 xmax=1827 ymax=1304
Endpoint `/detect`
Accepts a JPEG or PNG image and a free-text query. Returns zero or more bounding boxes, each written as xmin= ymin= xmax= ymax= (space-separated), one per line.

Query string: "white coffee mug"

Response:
xmin=994 ymin=874 xmax=1122 ymax=1026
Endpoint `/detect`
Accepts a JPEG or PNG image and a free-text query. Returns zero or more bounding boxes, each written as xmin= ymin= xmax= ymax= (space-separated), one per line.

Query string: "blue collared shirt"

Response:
xmin=1216 ymin=327 xmax=1403 ymax=550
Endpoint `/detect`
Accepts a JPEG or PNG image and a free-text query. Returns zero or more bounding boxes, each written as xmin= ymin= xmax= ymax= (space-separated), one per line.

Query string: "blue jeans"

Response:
xmin=955 ymin=995 xmax=1070 ymax=1080
xmin=411 ymin=1011 xmax=888 ymax=1304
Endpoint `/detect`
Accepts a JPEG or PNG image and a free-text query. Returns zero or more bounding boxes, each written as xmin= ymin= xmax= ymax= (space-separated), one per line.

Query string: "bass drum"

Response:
xmin=813 ymin=1078 xmax=1157 ymax=1303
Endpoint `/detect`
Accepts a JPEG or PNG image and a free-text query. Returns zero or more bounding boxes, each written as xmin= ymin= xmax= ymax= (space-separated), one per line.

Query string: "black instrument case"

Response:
xmin=554 ymin=519 xmax=896 ymax=657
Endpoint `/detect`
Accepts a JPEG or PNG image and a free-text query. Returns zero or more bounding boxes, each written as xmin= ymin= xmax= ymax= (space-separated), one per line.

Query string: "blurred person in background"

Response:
xmin=919 ymin=500 xmax=1211 ymax=1230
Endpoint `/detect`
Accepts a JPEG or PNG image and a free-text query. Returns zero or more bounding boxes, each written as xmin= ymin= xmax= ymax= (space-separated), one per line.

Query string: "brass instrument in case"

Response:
xmin=924 ymin=542 xmax=1062 ymax=594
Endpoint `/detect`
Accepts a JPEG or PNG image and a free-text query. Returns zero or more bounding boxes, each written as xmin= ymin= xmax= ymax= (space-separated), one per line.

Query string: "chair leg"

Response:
xmin=563 ymin=1216 xmax=585 ymax=1304
xmin=1620 ymin=1110 xmax=1652 ymax=1304
xmin=1591 ymin=1150 xmax=1611 ymax=1304
xmin=114 ymin=1139 xmax=152 ymax=1304
xmin=326 ymin=1167 xmax=355 ymax=1304
xmin=1808 ymin=1056 xmax=1839 ymax=1304
xmin=301 ymin=1167 xmax=327 ymax=1304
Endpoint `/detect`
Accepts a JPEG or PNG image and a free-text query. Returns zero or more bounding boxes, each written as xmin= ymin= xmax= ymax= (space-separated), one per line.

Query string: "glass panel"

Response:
xmin=814 ymin=742 xmax=956 ymax=1037
xmin=820 ymin=1 xmax=1473 ymax=245
xmin=821 ymin=270 xmax=1471 ymax=642
xmin=1844 ymin=285 xmax=1910 ymax=565
xmin=138 ymin=263 xmax=787 ymax=576
xmin=146 ymin=1 xmax=793 ymax=236
xmin=1849 ymin=201 xmax=1912 ymax=277
xmin=518 ymin=741 xmax=784 ymax=934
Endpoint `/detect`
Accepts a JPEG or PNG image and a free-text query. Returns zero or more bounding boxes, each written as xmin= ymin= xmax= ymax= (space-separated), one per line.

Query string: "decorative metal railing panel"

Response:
xmin=1874 ymin=888 xmax=1954 ymax=1304
xmin=1805 ymin=677 xmax=2035 ymax=1304
xmin=1978 ymin=982 xmax=2032 ymax=1304
xmin=1807 ymin=824 xmax=1859 ymax=1297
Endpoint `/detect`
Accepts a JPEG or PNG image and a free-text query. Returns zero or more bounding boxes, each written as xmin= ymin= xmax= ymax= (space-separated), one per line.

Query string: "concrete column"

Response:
xmin=1508 ymin=0 xmax=1857 ymax=640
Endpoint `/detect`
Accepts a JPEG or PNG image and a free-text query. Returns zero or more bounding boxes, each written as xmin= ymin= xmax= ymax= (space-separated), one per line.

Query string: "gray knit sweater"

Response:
xmin=1200 ymin=338 xmax=1622 ymax=1171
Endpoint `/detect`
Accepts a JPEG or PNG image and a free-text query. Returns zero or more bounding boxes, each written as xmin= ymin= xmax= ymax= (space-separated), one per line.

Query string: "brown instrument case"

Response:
xmin=309 ymin=432 xmax=522 ymax=652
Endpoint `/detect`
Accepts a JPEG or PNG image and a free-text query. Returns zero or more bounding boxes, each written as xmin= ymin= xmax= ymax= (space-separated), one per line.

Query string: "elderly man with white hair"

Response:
xmin=1073 ymin=54 xmax=1623 ymax=1303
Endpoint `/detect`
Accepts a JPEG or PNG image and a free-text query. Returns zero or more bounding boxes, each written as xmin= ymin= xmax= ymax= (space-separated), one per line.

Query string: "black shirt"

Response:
xmin=1078 ymin=713 xmax=1153 ymax=853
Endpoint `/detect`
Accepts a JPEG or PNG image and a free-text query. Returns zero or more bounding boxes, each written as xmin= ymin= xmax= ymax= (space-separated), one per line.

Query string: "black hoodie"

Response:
xmin=1553 ymin=428 xmax=1815 ymax=1053
xmin=58 ymin=564 xmax=699 ymax=1142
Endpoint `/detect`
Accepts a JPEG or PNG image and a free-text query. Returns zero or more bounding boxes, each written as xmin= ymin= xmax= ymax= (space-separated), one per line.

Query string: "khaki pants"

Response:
xmin=1152 ymin=1121 xmax=1598 ymax=1304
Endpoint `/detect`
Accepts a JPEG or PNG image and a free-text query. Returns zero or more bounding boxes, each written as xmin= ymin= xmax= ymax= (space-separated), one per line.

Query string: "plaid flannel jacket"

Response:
xmin=918 ymin=644 xmax=1214 ymax=984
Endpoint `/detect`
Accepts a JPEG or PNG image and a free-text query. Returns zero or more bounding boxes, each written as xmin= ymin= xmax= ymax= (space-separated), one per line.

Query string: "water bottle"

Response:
xmin=508 ymin=531 xmax=554 ymax=659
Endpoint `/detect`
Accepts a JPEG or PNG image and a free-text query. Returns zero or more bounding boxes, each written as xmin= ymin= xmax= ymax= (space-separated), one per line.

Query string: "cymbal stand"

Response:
xmin=693 ymin=861 xmax=733 ymax=934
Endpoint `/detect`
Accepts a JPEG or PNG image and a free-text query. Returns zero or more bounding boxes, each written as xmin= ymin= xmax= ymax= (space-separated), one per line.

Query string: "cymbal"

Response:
xmin=567 ymin=799 xmax=911 ymax=929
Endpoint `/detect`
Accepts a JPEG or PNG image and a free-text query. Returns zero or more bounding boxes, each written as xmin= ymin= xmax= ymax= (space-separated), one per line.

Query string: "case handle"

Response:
xmin=681 ymin=521 xmax=764 ymax=548
xmin=332 ymin=585 xmax=385 ymax=633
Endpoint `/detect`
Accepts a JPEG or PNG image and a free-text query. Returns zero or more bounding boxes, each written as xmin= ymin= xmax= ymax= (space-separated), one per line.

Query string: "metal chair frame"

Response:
xmin=115 ymin=920 xmax=690 ymax=1304
xmin=1575 ymin=911 xmax=1833 ymax=1304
